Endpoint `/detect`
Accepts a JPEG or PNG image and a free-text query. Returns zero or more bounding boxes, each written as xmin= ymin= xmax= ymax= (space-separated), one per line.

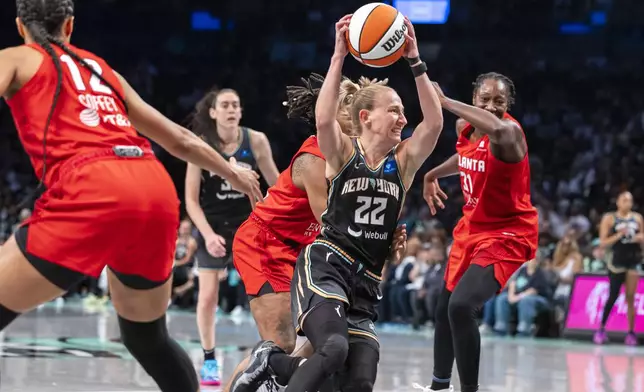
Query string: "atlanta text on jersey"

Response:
xmin=458 ymin=155 xmax=486 ymax=173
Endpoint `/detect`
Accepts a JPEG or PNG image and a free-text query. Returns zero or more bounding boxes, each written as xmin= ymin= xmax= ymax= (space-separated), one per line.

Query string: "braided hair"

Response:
xmin=15 ymin=0 xmax=126 ymax=188
xmin=283 ymin=73 xmax=326 ymax=125
xmin=283 ymin=74 xmax=388 ymax=136
xmin=472 ymin=72 xmax=516 ymax=107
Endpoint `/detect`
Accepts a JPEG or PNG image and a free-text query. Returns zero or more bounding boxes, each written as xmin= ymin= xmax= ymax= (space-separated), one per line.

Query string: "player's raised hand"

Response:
xmin=402 ymin=16 xmax=419 ymax=59
xmin=227 ymin=157 xmax=263 ymax=209
xmin=334 ymin=14 xmax=352 ymax=57
xmin=423 ymin=174 xmax=447 ymax=215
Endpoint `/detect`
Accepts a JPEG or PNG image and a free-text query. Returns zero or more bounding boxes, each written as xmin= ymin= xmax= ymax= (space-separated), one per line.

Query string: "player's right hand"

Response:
xmin=423 ymin=174 xmax=447 ymax=215
xmin=227 ymin=157 xmax=263 ymax=209
xmin=205 ymin=233 xmax=226 ymax=258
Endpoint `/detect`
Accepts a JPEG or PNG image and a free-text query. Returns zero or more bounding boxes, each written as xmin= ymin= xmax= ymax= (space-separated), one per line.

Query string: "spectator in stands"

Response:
xmin=413 ymin=245 xmax=446 ymax=329
xmin=552 ymin=232 xmax=583 ymax=304
xmin=494 ymin=258 xmax=552 ymax=336
xmin=583 ymin=238 xmax=607 ymax=273
xmin=388 ymin=236 xmax=422 ymax=323
xmin=409 ymin=243 xmax=431 ymax=328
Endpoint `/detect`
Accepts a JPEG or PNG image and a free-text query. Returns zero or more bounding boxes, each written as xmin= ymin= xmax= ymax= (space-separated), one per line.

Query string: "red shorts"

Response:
xmin=445 ymin=220 xmax=537 ymax=292
xmin=233 ymin=214 xmax=301 ymax=296
xmin=18 ymin=149 xmax=179 ymax=284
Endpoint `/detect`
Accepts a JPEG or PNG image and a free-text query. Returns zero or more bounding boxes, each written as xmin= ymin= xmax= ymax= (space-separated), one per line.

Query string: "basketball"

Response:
xmin=346 ymin=3 xmax=407 ymax=68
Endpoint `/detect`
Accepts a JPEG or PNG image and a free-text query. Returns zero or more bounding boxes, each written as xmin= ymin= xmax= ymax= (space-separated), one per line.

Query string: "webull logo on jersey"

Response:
xmin=347 ymin=226 xmax=389 ymax=240
xmin=458 ymin=155 xmax=485 ymax=173
xmin=340 ymin=178 xmax=401 ymax=201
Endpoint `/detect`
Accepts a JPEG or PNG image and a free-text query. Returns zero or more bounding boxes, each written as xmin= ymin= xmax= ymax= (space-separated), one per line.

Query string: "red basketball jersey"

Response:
xmin=6 ymin=43 xmax=151 ymax=187
xmin=253 ymin=136 xmax=325 ymax=246
xmin=455 ymin=114 xmax=538 ymax=236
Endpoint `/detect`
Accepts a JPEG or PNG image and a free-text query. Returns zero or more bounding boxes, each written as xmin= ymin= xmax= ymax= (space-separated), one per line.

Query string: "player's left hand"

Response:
xmin=634 ymin=233 xmax=644 ymax=243
xmin=402 ymin=17 xmax=419 ymax=59
xmin=389 ymin=224 xmax=407 ymax=263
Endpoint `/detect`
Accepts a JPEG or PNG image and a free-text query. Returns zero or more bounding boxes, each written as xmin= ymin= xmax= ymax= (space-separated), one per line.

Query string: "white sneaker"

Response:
xmin=412 ymin=383 xmax=454 ymax=392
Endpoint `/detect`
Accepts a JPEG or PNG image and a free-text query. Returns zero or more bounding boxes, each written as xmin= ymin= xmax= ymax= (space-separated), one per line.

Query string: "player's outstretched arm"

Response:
xmin=432 ymin=82 xmax=525 ymax=156
xmin=397 ymin=18 xmax=444 ymax=185
xmin=114 ymin=72 xmax=262 ymax=207
xmin=0 ymin=48 xmax=18 ymax=98
xmin=315 ymin=15 xmax=354 ymax=174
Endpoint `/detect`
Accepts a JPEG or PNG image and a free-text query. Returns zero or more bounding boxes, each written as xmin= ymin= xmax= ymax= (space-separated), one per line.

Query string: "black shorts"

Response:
xmin=196 ymin=219 xmax=242 ymax=270
xmin=291 ymin=239 xmax=382 ymax=345
xmin=609 ymin=250 xmax=642 ymax=271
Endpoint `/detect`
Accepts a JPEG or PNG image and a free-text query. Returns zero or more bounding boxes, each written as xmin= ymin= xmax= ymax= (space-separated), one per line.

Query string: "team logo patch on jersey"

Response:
xmin=383 ymin=157 xmax=397 ymax=174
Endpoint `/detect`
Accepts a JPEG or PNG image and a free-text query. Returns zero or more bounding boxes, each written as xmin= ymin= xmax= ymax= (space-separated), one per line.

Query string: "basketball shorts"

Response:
xmin=15 ymin=147 xmax=179 ymax=290
xmin=291 ymin=239 xmax=382 ymax=345
xmin=607 ymin=249 xmax=642 ymax=272
xmin=445 ymin=223 xmax=537 ymax=292
xmin=232 ymin=214 xmax=301 ymax=296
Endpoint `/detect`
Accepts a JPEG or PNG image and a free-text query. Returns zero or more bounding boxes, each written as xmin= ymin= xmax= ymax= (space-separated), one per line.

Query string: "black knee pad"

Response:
xmin=118 ymin=314 xmax=170 ymax=351
xmin=118 ymin=315 xmax=198 ymax=392
xmin=319 ymin=333 xmax=349 ymax=376
xmin=447 ymin=295 xmax=473 ymax=325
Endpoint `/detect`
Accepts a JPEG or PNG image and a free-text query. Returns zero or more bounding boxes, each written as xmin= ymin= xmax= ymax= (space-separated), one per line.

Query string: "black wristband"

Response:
xmin=411 ymin=61 xmax=428 ymax=77
xmin=405 ymin=56 xmax=420 ymax=65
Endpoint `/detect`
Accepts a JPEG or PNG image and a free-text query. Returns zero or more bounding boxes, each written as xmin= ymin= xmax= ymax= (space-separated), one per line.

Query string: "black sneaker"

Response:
xmin=230 ymin=340 xmax=283 ymax=392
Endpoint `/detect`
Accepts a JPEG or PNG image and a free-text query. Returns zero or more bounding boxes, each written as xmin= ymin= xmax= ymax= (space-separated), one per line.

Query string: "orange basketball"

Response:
xmin=345 ymin=3 xmax=407 ymax=68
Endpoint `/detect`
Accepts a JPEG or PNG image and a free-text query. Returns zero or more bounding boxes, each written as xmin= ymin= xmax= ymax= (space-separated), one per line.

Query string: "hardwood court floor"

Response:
xmin=0 ymin=303 xmax=642 ymax=391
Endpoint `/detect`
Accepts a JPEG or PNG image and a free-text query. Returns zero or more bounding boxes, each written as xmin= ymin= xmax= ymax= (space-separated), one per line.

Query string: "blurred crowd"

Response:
xmin=1 ymin=0 xmax=644 ymax=334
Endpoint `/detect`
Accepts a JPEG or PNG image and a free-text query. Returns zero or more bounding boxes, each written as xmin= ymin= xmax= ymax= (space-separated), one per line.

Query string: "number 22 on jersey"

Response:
xmin=354 ymin=196 xmax=388 ymax=226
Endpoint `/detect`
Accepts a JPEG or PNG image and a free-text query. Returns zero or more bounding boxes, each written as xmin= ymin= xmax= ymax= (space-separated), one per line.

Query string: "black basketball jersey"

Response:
xmin=199 ymin=127 xmax=257 ymax=226
xmin=611 ymin=213 xmax=642 ymax=261
xmin=320 ymin=139 xmax=406 ymax=274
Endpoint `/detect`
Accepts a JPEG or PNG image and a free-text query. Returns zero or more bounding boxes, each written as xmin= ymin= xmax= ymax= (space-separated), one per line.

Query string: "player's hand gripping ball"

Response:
xmin=345 ymin=2 xmax=408 ymax=67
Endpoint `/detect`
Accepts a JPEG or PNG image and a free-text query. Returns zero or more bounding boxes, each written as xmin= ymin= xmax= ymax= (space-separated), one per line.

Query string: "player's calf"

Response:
xmin=249 ymin=289 xmax=297 ymax=353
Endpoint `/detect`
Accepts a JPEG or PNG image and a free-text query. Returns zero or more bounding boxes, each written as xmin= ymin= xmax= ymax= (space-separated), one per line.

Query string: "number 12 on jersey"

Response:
xmin=460 ymin=172 xmax=474 ymax=194
xmin=60 ymin=54 xmax=112 ymax=94
xmin=355 ymin=196 xmax=388 ymax=226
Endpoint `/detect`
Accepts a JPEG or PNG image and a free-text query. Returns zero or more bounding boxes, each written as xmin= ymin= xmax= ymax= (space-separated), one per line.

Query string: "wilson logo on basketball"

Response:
xmin=381 ymin=24 xmax=407 ymax=52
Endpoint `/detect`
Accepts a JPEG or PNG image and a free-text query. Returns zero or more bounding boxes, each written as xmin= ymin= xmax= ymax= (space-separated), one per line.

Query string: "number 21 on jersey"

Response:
xmin=460 ymin=172 xmax=474 ymax=194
